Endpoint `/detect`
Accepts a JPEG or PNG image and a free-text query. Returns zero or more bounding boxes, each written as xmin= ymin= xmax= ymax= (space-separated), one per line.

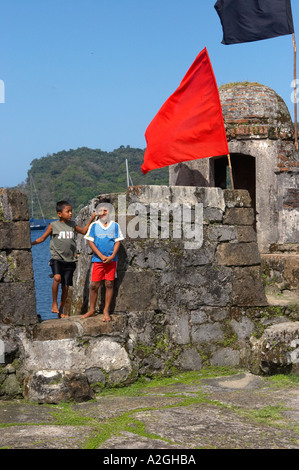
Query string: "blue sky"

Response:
xmin=1 ymin=0 xmax=298 ymax=187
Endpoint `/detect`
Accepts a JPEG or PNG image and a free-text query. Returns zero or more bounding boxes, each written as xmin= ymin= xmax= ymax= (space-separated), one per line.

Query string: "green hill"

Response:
xmin=16 ymin=146 xmax=169 ymax=218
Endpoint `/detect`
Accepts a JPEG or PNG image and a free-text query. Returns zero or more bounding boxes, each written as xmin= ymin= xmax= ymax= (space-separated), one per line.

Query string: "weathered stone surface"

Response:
xmin=0 ymin=282 xmax=38 ymax=325
xmin=0 ymin=187 xmax=280 ymax=402
xmin=0 ymin=424 xmax=96 ymax=449
xmin=230 ymin=317 xmax=255 ymax=340
xmin=85 ymin=367 xmax=106 ymax=390
xmin=77 ymin=314 xmax=127 ymax=337
xmin=262 ymin=253 xmax=299 ymax=291
xmin=168 ymin=311 xmax=190 ymax=345
xmin=216 ymin=242 xmax=261 ymax=266
xmin=210 ymin=347 xmax=240 ymax=367
xmin=33 ymin=315 xmax=127 ymax=341
xmin=223 ymin=189 xmax=252 ymax=208
xmin=2 ymin=372 xmax=299 ymax=449
xmin=193 ymin=187 xmax=225 ymax=211
xmin=114 ymin=271 xmax=157 ymax=311
xmin=231 ymin=266 xmax=268 ymax=306
xmin=170 ymin=83 xmax=298 ymax=252
xmin=0 ymin=221 xmax=31 ymax=250
xmin=0 ymin=251 xmax=34 ymax=282
xmin=0 ymin=188 xmax=29 ymax=221
xmin=22 ymin=332 xmax=133 ymax=388
xmin=223 ymin=208 xmax=255 ymax=226
xmin=250 ymin=321 xmax=299 ymax=375
xmin=208 ymin=225 xmax=237 ymax=243
xmin=127 ymin=185 xmax=171 ymax=206
xmin=1 ymin=372 xmax=22 ymax=398
xmin=179 ymin=348 xmax=203 ymax=370
xmin=237 ymin=226 xmax=257 ymax=242
xmin=33 ymin=319 xmax=81 ymax=341
xmin=191 ymin=322 xmax=224 ymax=344
xmin=24 ymin=370 xmax=94 ymax=403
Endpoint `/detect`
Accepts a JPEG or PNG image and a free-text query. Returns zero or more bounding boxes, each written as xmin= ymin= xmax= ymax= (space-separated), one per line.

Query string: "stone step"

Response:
xmin=266 ymin=291 xmax=299 ymax=307
xmin=33 ymin=315 xmax=127 ymax=341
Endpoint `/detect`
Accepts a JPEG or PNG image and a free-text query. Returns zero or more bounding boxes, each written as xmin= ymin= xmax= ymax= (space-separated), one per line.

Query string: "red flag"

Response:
xmin=141 ymin=47 xmax=229 ymax=174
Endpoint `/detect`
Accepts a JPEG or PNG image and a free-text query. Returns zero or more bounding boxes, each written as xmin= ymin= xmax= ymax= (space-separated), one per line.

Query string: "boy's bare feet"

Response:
xmin=81 ymin=310 xmax=96 ymax=319
xmin=52 ymin=304 xmax=61 ymax=318
xmin=102 ymin=310 xmax=111 ymax=322
xmin=51 ymin=303 xmax=59 ymax=314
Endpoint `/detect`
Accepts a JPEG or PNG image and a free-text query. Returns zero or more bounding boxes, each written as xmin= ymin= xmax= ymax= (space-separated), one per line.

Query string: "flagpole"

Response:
xmin=227 ymin=154 xmax=235 ymax=190
xmin=293 ymin=32 xmax=298 ymax=151
xmin=125 ymin=159 xmax=130 ymax=187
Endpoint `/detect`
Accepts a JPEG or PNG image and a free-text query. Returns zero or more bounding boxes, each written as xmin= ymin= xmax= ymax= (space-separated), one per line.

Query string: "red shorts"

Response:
xmin=91 ymin=261 xmax=117 ymax=282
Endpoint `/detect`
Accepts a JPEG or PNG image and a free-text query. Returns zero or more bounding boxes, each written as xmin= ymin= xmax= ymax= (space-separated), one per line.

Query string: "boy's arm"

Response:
xmin=88 ymin=240 xmax=107 ymax=262
xmin=31 ymin=224 xmax=52 ymax=246
xmin=102 ymin=241 xmax=121 ymax=264
xmin=75 ymin=212 xmax=96 ymax=235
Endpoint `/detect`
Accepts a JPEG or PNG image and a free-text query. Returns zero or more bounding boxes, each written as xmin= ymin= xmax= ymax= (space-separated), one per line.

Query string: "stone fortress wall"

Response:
xmin=1 ymin=183 xmax=298 ymax=403
xmin=0 ymin=189 xmax=38 ymax=398
xmin=1 ymin=82 xmax=299 ymax=403
xmin=170 ymin=82 xmax=299 ymax=307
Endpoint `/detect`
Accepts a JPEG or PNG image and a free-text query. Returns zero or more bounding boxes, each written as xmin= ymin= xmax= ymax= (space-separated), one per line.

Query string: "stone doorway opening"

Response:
xmin=213 ymin=153 xmax=257 ymax=229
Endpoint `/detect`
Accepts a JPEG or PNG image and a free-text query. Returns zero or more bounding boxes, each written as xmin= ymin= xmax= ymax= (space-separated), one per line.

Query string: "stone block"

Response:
xmin=179 ymin=348 xmax=202 ymax=370
xmin=129 ymin=242 xmax=170 ymax=270
xmin=114 ymin=271 xmax=157 ymax=311
xmin=1 ymin=373 xmax=22 ymax=398
xmin=230 ymin=317 xmax=255 ymax=339
xmin=208 ymin=225 xmax=237 ymax=242
xmin=0 ymin=251 xmax=34 ymax=282
xmin=170 ymin=186 xmax=201 ymax=205
xmin=33 ymin=319 xmax=81 ymax=341
xmin=191 ymin=307 xmax=229 ymax=323
xmin=178 ymin=239 xmax=216 ymax=266
xmin=284 ymin=256 xmax=299 ymax=288
xmin=0 ymin=222 xmax=31 ymax=250
xmin=0 ymin=325 xmax=21 ymax=364
xmin=78 ymin=314 xmax=127 ymax=337
xmin=0 ymin=189 xmax=29 ymax=221
xmin=127 ymin=185 xmax=171 ymax=205
xmin=237 ymin=226 xmax=257 ymax=242
xmin=0 ymin=282 xmax=38 ymax=325
xmin=158 ymin=265 xmax=232 ymax=309
xmin=168 ymin=311 xmax=190 ymax=344
xmin=203 ymin=207 xmax=223 ymax=223
xmin=85 ymin=367 xmax=106 ymax=388
xmin=210 ymin=347 xmax=240 ymax=367
xmin=22 ymin=336 xmax=132 ymax=383
xmin=193 ymin=187 xmax=225 ymax=210
xmin=231 ymin=266 xmax=268 ymax=306
xmin=191 ymin=322 xmax=224 ymax=344
xmin=223 ymin=208 xmax=255 ymax=226
xmin=33 ymin=315 xmax=127 ymax=340
xmin=250 ymin=322 xmax=299 ymax=375
xmin=24 ymin=370 xmax=94 ymax=403
xmin=223 ymin=189 xmax=252 ymax=208
xmin=216 ymin=242 xmax=261 ymax=266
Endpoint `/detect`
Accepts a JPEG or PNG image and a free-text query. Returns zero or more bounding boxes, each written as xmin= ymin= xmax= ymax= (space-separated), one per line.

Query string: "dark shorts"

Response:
xmin=49 ymin=259 xmax=76 ymax=286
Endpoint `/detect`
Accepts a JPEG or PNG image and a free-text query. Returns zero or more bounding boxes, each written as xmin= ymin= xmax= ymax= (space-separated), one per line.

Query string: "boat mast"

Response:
xmin=30 ymin=175 xmax=46 ymax=223
xmin=30 ymin=175 xmax=34 ymax=220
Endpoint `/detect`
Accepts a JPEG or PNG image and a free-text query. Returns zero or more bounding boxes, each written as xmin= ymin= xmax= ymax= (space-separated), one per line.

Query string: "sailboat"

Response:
xmin=29 ymin=175 xmax=47 ymax=231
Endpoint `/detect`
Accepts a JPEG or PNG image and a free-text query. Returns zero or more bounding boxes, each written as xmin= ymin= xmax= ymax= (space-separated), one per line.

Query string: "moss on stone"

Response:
xmin=219 ymin=81 xmax=263 ymax=90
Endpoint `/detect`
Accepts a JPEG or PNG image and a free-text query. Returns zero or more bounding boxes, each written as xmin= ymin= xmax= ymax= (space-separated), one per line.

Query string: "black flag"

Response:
xmin=214 ymin=0 xmax=294 ymax=45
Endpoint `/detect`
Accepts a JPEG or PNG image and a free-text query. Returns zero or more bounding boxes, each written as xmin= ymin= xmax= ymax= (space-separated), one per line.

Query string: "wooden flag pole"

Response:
xmin=227 ymin=154 xmax=235 ymax=190
xmin=293 ymin=32 xmax=298 ymax=151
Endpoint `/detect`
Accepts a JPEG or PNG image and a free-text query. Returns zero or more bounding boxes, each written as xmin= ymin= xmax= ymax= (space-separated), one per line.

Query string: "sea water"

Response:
xmin=30 ymin=220 xmax=60 ymax=320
